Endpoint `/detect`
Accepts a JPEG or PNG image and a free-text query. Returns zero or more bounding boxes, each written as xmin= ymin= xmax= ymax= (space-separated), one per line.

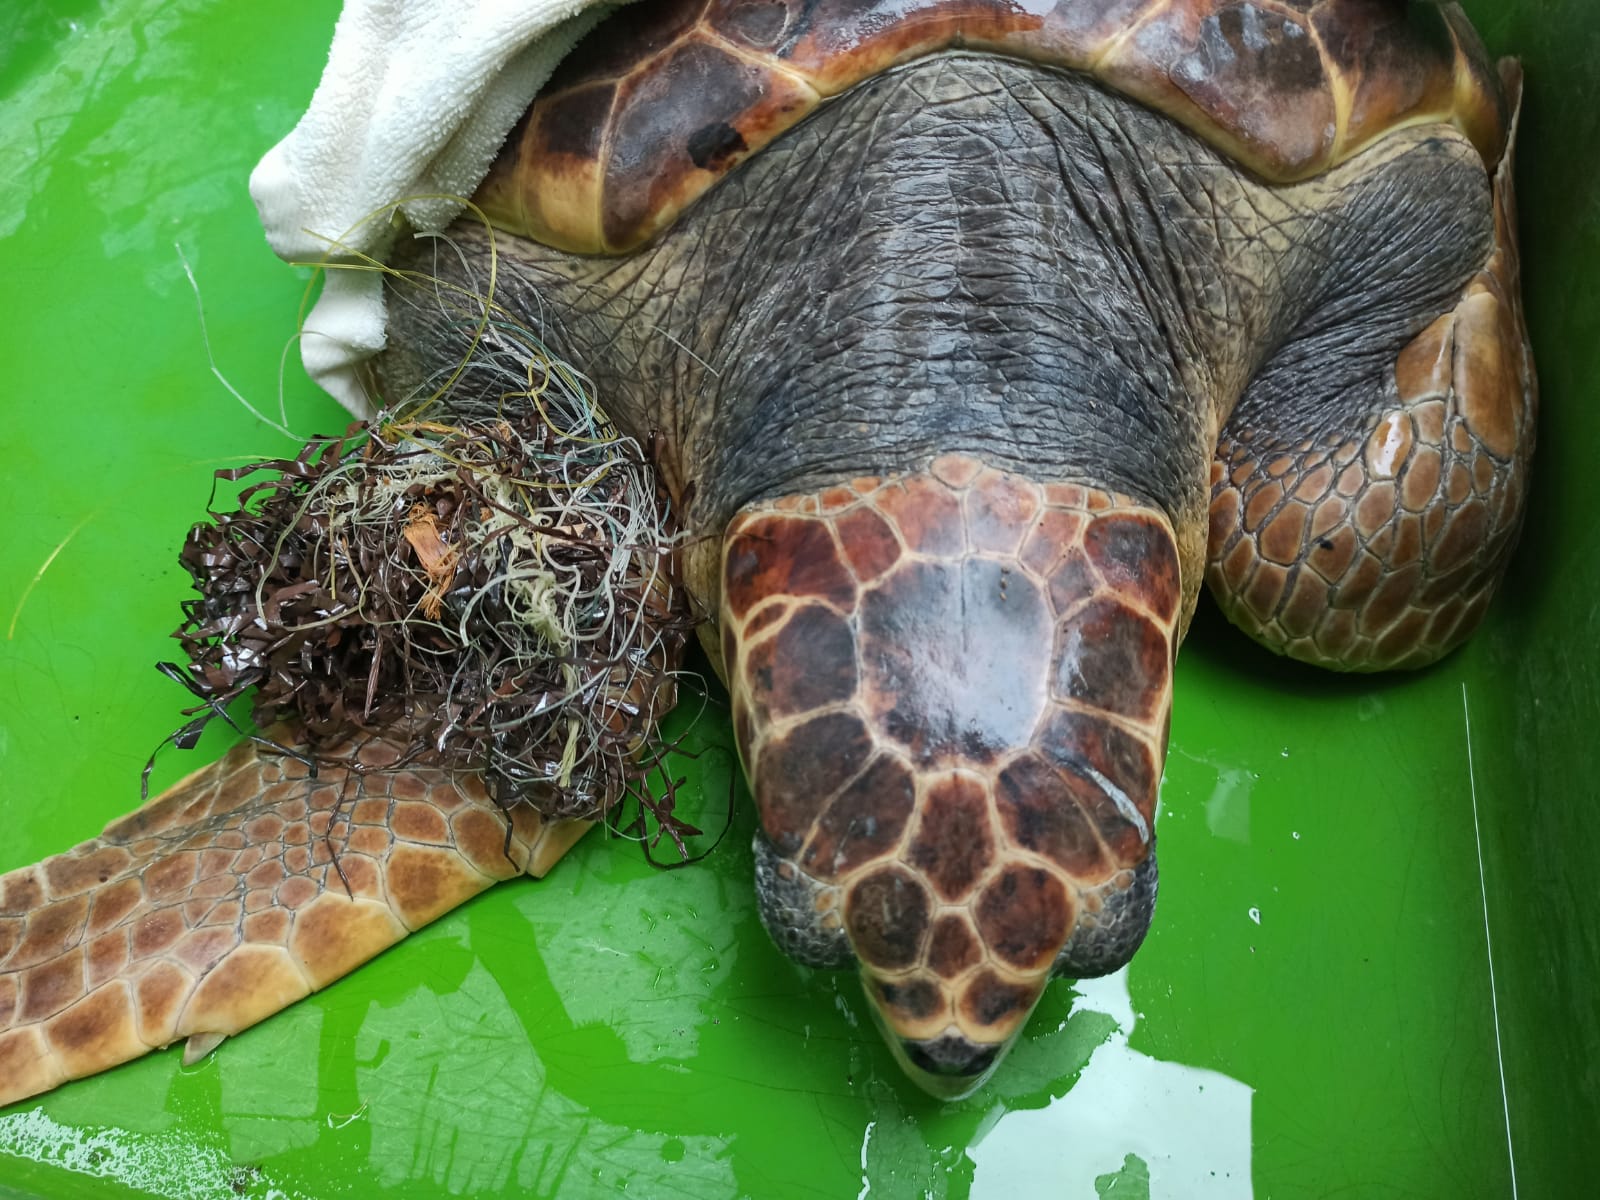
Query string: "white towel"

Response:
xmin=250 ymin=0 xmax=630 ymax=418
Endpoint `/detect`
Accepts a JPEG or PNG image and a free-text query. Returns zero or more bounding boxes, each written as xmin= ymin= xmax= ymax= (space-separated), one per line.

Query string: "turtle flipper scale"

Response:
xmin=1206 ymin=65 xmax=1534 ymax=672
xmin=0 ymin=731 xmax=588 ymax=1108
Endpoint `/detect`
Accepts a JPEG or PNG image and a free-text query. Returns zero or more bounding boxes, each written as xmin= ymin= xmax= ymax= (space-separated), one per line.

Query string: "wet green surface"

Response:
xmin=1 ymin=2 xmax=1593 ymax=1197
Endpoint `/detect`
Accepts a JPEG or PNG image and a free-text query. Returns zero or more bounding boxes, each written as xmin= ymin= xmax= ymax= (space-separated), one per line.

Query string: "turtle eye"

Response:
xmin=752 ymin=832 xmax=856 ymax=970
xmin=1052 ymin=849 xmax=1160 ymax=980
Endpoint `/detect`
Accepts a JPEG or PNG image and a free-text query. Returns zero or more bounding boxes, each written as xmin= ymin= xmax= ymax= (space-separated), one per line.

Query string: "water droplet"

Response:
xmin=1248 ymin=907 xmax=1261 ymax=925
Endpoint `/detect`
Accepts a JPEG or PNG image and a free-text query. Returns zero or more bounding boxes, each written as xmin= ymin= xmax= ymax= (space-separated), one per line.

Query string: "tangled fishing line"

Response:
xmin=166 ymin=268 xmax=706 ymax=855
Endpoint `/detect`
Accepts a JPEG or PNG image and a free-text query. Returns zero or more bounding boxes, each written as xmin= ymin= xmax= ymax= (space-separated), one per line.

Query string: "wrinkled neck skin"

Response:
xmin=378 ymin=55 xmax=1485 ymax=1096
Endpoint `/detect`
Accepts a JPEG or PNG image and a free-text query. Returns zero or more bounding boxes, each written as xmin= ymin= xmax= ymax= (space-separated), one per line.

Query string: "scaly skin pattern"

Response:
xmin=720 ymin=455 xmax=1179 ymax=1089
xmin=1207 ymin=67 xmax=1534 ymax=670
xmin=0 ymin=732 xmax=587 ymax=1108
xmin=480 ymin=0 xmax=1508 ymax=253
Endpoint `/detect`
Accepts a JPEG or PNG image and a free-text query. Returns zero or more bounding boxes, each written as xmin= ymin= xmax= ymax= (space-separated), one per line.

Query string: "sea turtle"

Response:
xmin=0 ymin=0 xmax=1533 ymax=1105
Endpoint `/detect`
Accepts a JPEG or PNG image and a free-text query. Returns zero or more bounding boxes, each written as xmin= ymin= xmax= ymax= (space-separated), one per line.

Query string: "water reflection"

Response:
xmin=967 ymin=969 xmax=1252 ymax=1197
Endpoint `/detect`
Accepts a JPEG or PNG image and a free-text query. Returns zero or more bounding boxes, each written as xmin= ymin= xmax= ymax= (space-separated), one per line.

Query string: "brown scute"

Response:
xmin=753 ymin=711 xmax=874 ymax=855
xmin=1258 ymin=504 xmax=1309 ymax=566
xmin=290 ymin=896 xmax=406 ymax=990
xmin=179 ymin=945 xmax=310 ymax=1039
xmin=134 ymin=961 xmax=192 ymax=1046
xmin=1039 ymin=710 xmax=1158 ymax=837
xmin=2 ymin=869 xmax=45 ymax=918
xmin=44 ymin=846 xmax=132 ymax=898
xmin=859 ymin=557 xmax=1052 ymax=765
xmin=873 ymin=973 xmax=945 ymax=1023
xmin=906 ymin=775 xmax=997 ymax=902
xmin=45 ymin=983 xmax=145 ymax=1077
xmin=86 ymin=931 xmax=130 ymax=990
xmin=1317 ymin=1 xmax=1455 ymax=157
xmin=744 ymin=602 xmax=859 ymax=719
xmin=874 ymin=475 xmax=965 ymax=557
xmin=242 ymin=909 xmax=292 ymax=945
xmin=549 ymin=0 xmax=709 ymax=86
xmin=800 ymin=754 xmax=916 ymax=880
xmin=1020 ymin=508 xmax=1085 ymax=576
xmin=131 ymin=909 xmax=185 ymax=961
xmin=389 ymin=773 xmax=428 ymax=802
xmin=963 ymin=469 xmax=1041 ymax=555
xmin=14 ymin=896 xmax=89 ymax=970
xmin=604 ymin=38 xmax=811 ymax=250
xmin=275 ymin=876 xmax=319 ymax=911
xmin=1082 ymin=513 xmax=1181 ymax=621
xmin=20 ymin=951 xmax=85 ymax=1023
xmin=974 ymin=865 xmax=1073 ymax=972
xmin=334 ymin=854 xmax=383 ymax=899
xmin=710 ymin=0 xmax=796 ymax=52
xmin=84 ymin=878 xmax=143 ymax=939
xmin=959 ymin=969 xmax=1040 ymax=1034
xmin=834 ymin=504 xmax=903 ymax=582
xmin=845 ymin=867 xmax=932 ymax=971
xmin=391 ymin=801 xmax=450 ymax=846
xmin=0 ymin=1028 xmax=61 ymax=1101
xmin=246 ymin=860 xmax=288 ymax=891
xmin=201 ymin=901 xmax=241 ymax=929
xmin=1052 ymin=599 xmax=1171 ymax=721
xmin=241 ymin=814 xmax=285 ymax=844
xmin=174 ymin=927 xmax=237 ymax=975
xmin=384 ymin=845 xmax=493 ymax=931
xmin=347 ymin=825 xmax=392 ymax=859
xmin=995 ymin=755 xmax=1112 ymax=880
xmin=741 ymin=601 xmax=790 ymax=644
xmin=1161 ymin=3 xmax=1335 ymax=173
xmin=1046 ymin=550 xmax=1099 ymax=618
xmin=532 ymin=83 xmax=615 ymax=163
xmin=927 ymin=913 xmax=983 ymax=979
xmin=143 ymin=853 xmax=199 ymax=902
xmin=450 ymin=806 xmax=521 ymax=877
xmin=1432 ymin=499 xmax=1490 ymax=575
xmin=723 ymin=513 xmax=854 ymax=619
xmin=1277 ymin=569 xmax=1330 ymax=641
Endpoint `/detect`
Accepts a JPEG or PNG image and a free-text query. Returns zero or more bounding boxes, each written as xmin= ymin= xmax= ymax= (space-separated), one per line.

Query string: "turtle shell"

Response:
xmin=476 ymin=0 xmax=1512 ymax=255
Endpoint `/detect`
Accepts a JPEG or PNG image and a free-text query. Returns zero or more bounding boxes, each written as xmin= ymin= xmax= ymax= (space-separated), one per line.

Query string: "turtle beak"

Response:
xmin=872 ymin=1006 xmax=1010 ymax=1100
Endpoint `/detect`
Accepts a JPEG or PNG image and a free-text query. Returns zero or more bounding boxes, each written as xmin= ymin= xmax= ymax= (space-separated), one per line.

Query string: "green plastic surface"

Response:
xmin=1 ymin=2 xmax=1594 ymax=1196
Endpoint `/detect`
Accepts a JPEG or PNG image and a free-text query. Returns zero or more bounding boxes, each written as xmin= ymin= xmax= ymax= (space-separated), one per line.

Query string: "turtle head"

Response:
xmin=721 ymin=455 xmax=1180 ymax=1098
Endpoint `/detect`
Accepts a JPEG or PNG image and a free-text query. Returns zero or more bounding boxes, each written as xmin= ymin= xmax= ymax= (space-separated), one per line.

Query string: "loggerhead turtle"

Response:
xmin=1 ymin=0 xmax=1533 ymax=1104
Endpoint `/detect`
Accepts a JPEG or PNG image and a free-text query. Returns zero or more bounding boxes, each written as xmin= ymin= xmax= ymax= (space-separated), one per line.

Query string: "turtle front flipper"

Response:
xmin=0 ymin=731 xmax=587 ymax=1108
xmin=1207 ymin=66 xmax=1534 ymax=671
xmin=720 ymin=456 xmax=1181 ymax=1097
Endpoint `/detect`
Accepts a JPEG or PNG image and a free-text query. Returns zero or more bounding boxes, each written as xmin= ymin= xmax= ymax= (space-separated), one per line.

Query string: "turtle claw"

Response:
xmin=181 ymin=1031 xmax=227 ymax=1066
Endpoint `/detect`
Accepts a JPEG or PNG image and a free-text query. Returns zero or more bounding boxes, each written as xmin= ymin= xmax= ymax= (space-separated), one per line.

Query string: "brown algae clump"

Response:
xmin=171 ymin=322 xmax=690 ymax=827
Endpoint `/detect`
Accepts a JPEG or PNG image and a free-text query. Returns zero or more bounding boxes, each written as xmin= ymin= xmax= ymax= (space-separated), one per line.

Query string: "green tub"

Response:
xmin=1 ymin=2 xmax=1594 ymax=1196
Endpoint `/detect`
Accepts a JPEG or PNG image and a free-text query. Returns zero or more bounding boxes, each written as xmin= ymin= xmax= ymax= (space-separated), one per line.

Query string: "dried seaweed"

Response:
xmin=168 ymin=319 xmax=695 ymax=837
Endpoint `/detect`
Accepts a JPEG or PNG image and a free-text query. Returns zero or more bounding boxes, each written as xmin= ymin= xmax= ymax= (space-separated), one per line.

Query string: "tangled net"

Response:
xmin=169 ymin=310 xmax=695 ymax=838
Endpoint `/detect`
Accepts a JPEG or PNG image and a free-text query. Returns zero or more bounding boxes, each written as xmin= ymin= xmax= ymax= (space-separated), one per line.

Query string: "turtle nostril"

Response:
xmin=903 ymin=1035 xmax=1000 ymax=1079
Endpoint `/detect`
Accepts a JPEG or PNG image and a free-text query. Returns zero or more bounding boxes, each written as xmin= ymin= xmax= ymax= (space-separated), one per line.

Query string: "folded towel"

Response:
xmin=250 ymin=0 xmax=628 ymax=417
